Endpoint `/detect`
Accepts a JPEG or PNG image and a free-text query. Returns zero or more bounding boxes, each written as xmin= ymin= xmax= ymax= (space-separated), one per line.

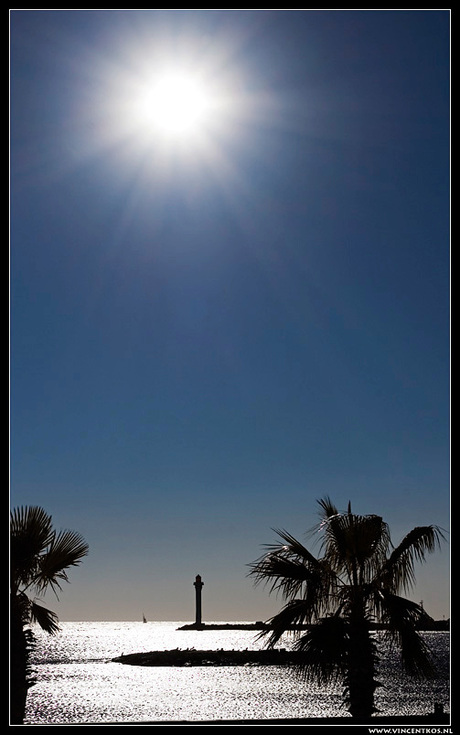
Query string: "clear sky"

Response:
xmin=10 ymin=9 xmax=450 ymax=622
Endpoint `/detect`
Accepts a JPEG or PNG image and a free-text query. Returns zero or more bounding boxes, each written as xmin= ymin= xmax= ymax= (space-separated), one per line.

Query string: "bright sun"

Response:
xmin=134 ymin=71 xmax=213 ymax=139
xmin=86 ymin=48 xmax=247 ymax=167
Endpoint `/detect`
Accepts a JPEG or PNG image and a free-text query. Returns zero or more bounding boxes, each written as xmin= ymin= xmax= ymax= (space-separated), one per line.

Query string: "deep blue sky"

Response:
xmin=10 ymin=10 xmax=450 ymax=621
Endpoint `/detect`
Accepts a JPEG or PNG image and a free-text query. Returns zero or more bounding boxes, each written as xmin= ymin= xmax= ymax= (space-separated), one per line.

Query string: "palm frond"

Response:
xmin=30 ymin=600 xmax=61 ymax=635
xmin=248 ymin=552 xmax=316 ymax=599
xmin=371 ymin=592 xmax=437 ymax=677
xmin=10 ymin=506 xmax=54 ymax=543
xmin=398 ymin=628 xmax=437 ymax=678
xmin=265 ymin=528 xmax=323 ymax=566
xmin=10 ymin=507 xmax=54 ymax=591
xmin=380 ymin=526 xmax=446 ymax=595
xmin=248 ymin=526 xmax=341 ymax=623
xmin=258 ymin=598 xmax=314 ymax=648
xmin=317 ymin=496 xmax=340 ymax=521
xmin=316 ymin=507 xmax=391 ymax=586
xmin=372 ymin=590 xmax=428 ymax=628
xmin=293 ymin=615 xmax=348 ymax=684
xmin=36 ymin=529 xmax=89 ymax=596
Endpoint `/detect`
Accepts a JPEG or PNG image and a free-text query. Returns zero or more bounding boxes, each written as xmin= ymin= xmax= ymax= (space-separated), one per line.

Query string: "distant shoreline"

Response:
xmin=177 ymin=622 xmax=290 ymax=631
xmin=176 ymin=620 xmax=450 ymax=632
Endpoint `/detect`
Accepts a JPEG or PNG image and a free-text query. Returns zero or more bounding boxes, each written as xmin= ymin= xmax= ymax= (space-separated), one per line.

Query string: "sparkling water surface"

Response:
xmin=24 ymin=622 xmax=450 ymax=725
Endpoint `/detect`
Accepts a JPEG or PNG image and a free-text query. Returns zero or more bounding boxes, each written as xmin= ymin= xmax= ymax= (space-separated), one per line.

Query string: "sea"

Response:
xmin=23 ymin=621 xmax=450 ymax=726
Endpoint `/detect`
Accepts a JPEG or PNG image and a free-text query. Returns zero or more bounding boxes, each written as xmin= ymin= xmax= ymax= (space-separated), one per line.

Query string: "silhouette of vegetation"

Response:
xmin=10 ymin=506 xmax=88 ymax=724
xmin=249 ymin=497 xmax=446 ymax=721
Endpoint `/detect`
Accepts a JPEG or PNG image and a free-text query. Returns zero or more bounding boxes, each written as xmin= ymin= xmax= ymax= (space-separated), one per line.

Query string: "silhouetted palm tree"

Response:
xmin=10 ymin=506 xmax=89 ymax=724
xmin=249 ymin=497 xmax=445 ymax=721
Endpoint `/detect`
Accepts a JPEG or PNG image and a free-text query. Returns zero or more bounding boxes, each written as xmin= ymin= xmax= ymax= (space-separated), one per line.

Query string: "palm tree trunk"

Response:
xmin=346 ymin=595 xmax=379 ymax=720
xmin=10 ymin=597 xmax=35 ymax=725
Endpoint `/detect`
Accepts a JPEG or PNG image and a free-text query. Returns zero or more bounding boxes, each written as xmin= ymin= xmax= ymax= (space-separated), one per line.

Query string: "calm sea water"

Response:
xmin=24 ymin=622 xmax=450 ymax=725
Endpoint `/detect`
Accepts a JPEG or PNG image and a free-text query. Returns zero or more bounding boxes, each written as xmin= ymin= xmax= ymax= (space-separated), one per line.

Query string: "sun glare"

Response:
xmin=134 ymin=71 xmax=213 ymax=140
xmin=81 ymin=38 xmax=255 ymax=175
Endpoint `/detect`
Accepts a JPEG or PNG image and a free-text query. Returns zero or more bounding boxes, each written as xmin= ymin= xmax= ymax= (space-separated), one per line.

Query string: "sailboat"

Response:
xmin=142 ymin=614 xmax=147 ymax=623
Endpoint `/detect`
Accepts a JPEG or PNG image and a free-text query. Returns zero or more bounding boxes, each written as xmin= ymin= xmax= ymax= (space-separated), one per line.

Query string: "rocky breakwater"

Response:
xmin=113 ymin=648 xmax=299 ymax=667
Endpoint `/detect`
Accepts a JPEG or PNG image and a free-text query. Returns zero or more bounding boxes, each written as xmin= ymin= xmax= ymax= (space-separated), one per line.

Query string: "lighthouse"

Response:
xmin=194 ymin=574 xmax=204 ymax=627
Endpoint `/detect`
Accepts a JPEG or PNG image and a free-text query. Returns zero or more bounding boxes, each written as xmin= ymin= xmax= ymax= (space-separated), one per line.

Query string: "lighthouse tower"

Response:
xmin=193 ymin=574 xmax=204 ymax=627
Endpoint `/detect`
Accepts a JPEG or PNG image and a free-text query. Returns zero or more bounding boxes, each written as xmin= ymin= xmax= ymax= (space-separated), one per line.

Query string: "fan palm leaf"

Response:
xmin=248 ymin=529 xmax=338 ymax=619
xmin=29 ymin=600 xmax=60 ymax=635
xmin=10 ymin=506 xmax=54 ymax=592
xmin=372 ymin=591 xmax=437 ymax=677
xmin=35 ymin=529 xmax=90 ymax=596
xmin=379 ymin=526 xmax=446 ymax=595
xmin=293 ymin=615 xmax=348 ymax=684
